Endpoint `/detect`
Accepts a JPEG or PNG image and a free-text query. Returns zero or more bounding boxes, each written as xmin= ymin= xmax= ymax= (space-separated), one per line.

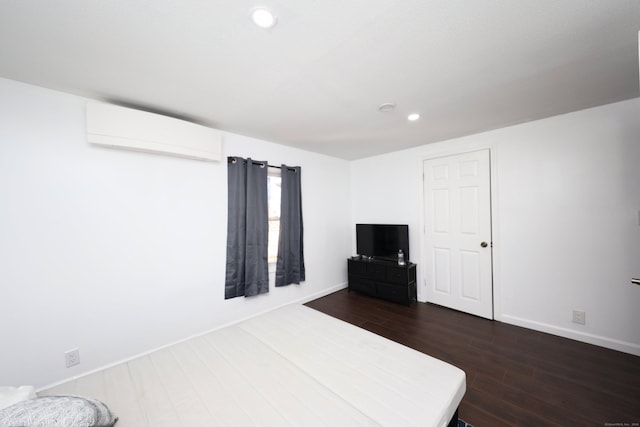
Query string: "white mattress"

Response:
xmin=40 ymin=304 xmax=466 ymax=427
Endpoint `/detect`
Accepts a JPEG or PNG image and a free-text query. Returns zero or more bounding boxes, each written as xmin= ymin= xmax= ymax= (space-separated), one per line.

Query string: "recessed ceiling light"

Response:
xmin=378 ymin=103 xmax=396 ymax=112
xmin=251 ymin=7 xmax=277 ymax=29
xmin=408 ymin=113 xmax=420 ymax=121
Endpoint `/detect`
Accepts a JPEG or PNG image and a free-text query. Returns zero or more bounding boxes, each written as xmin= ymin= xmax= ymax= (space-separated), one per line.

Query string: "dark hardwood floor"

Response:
xmin=305 ymin=289 xmax=640 ymax=427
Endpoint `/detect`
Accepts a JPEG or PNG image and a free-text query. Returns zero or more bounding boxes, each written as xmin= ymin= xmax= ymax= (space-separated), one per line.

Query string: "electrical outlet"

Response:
xmin=572 ymin=310 xmax=586 ymax=325
xmin=64 ymin=349 xmax=80 ymax=368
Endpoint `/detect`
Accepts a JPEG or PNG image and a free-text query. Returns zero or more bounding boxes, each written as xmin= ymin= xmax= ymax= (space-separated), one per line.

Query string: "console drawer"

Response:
xmin=349 ymin=277 xmax=376 ymax=295
xmin=376 ymin=282 xmax=408 ymax=304
xmin=366 ymin=263 xmax=386 ymax=280
xmin=386 ymin=265 xmax=408 ymax=284
xmin=348 ymin=259 xmax=366 ymax=277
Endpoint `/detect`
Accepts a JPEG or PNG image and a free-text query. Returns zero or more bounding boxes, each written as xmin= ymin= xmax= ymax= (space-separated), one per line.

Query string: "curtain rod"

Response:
xmin=228 ymin=157 xmax=298 ymax=172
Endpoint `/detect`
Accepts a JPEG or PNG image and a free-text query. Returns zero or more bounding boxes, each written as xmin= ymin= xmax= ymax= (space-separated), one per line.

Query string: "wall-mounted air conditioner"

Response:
xmin=86 ymin=102 xmax=222 ymax=161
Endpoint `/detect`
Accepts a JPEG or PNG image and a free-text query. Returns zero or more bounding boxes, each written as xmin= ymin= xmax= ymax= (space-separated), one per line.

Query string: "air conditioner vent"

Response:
xmin=86 ymin=102 xmax=222 ymax=161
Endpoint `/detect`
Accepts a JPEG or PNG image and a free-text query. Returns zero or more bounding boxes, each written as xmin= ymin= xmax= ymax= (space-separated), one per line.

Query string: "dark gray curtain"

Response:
xmin=225 ymin=157 xmax=269 ymax=299
xmin=275 ymin=165 xmax=305 ymax=287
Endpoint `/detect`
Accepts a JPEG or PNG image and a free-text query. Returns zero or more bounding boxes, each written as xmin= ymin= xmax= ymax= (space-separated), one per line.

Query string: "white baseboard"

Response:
xmin=38 ymin=283 xmax=348 ymax=393
xmin=292 ymin=282 xmax=348 ymax=305
xmin=501 ymin=314 xmax=640 ymax=357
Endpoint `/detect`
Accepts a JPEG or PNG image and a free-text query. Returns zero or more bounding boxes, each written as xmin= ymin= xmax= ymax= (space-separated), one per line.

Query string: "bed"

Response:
xmin=37 ymin=304 xmax=466 ymax=426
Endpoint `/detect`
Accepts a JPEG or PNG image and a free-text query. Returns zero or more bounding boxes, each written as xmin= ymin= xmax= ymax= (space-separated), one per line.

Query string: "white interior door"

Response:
xmin=423 ymin=149 xmax=493 ymax=319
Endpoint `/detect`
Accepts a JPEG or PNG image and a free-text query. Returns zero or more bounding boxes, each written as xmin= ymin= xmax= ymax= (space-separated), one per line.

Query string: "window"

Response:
xmin=267 ymin=168 xmax=281 ymax=264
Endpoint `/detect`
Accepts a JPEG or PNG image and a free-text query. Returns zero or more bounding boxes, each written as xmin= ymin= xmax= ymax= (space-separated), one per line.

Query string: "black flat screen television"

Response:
xmin=356 ymin=224 xmax=409 ymax=262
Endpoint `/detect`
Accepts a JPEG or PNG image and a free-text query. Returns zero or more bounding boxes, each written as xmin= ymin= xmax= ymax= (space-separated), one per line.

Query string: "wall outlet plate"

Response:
xmin=572 ymin=310 xmax=586 ymax=325
xmin=64 ymin=348 xmax=80 ymax=368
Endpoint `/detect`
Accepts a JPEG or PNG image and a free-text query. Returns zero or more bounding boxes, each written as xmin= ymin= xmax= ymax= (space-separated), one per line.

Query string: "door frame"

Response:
xmin=417 ymin=145 xmax=502 ymax=321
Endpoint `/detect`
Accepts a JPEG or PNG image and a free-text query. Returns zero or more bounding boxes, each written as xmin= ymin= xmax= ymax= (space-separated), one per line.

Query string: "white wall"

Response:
xmin=2 ymin=75 xmax=638 ymax=392
xmin=351 ymin=98 xmax=640 ymax=355
xmin=0 ymin=77 xmax=352 ymax=388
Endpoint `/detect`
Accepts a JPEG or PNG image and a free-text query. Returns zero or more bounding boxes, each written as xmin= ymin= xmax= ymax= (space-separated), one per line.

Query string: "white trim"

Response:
xmin=37 ymin=282 xmax=348 ymax=393
xmin=416 ymin=156 xmax=427 ymax=303
xmin=502 ymin=314 xmax=640 ymax=356
xmin=489 ymin=144 xmax=502 ymax=322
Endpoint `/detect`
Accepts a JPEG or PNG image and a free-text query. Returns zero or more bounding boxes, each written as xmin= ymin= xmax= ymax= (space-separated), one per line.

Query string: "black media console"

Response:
xmin=347 ymin=257 xmax=417 ymax=305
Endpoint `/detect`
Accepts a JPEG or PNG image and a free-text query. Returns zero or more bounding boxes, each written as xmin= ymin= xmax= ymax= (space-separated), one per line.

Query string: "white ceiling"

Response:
xmin=0 ymin=0 xmax=638 ymax=160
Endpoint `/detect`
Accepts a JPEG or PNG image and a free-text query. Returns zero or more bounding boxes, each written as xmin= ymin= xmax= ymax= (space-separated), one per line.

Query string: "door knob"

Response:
xmin=480 ymin=241 xmax=488 ymax=248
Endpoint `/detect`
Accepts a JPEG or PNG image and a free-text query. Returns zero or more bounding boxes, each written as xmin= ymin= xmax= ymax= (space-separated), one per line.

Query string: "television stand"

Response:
xmin=347 ymin=257 xmax=417 ymax=305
